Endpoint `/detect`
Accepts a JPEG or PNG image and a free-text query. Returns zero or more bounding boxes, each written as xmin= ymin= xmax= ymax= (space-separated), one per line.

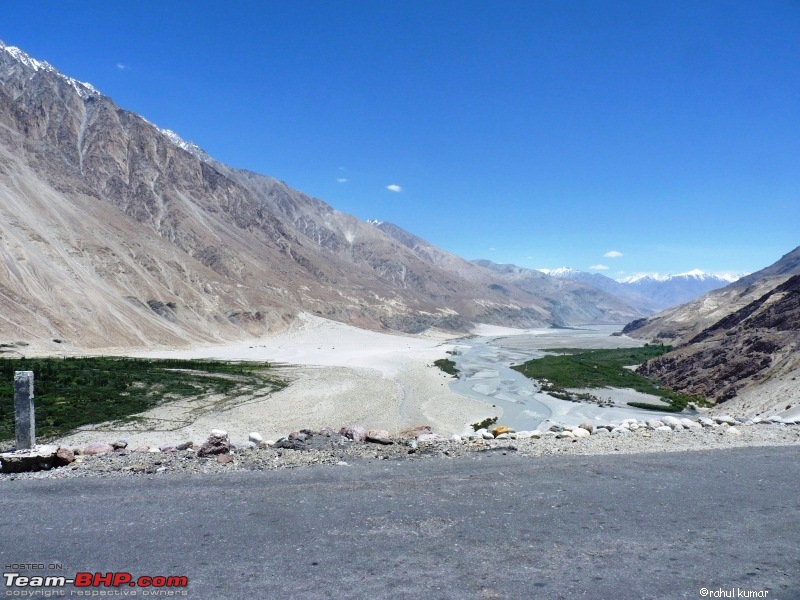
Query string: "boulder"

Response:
xmin=0 ymin=445 xmax=59 ymax=473
xmin=610 ymin=427 xmax=630 ymax=435
xmin=726 ymin=426 xmax=742 ymax=435
xmin=592 ymin=428 xmax=610 ymax=436
xmin=495 ymin=433 xmax=510 ymax=440
xmin=578 ymin=422 xmax=593 ymax=433
xmin=481 ymin=430 xmax=495 ymax=440
xmin=111 ymin=439 xmax=128 ymax=450
xmin=83 ymin=442 xmax=115 ymax=456
xmin=646 ymin=419 xmax=664 ymax=429
xmin=216 ymin=454 xmax=234 ymax=464
xmin=572 ymin=427 xmax=590 ymax=438
xmin=557 ymin=430 xmax=575 ymax=439
xmin=176 ymin=441 xmax=194 ymax=451
xmin=248 ymin=432 xmax=263 ymax=444
xmin=395 ymin=424 xmax=433 ymax=439
xmin=366 ymin=430 xmax=393 ymax=445
xmin=698 ymin=417 xmax=715 ymax=427
xmin=654 ymin=426 xmax=673 ymax=433
xmin=340 ymin=425 xmax=367 ymax=442
xmin=54 ymin=448 xmax=75 ymax=467
xmin=661 ymin=416 xmax=684 ymax=429
xmin=197 ymin=430 xmax=231 ymax=457
xmin=680 ymin=418 xmax=702 ymax=430
xmin=714 ymin=415 xmax=737 ymax=425
xmin=492 ymin=425 xmax=513 ymax=437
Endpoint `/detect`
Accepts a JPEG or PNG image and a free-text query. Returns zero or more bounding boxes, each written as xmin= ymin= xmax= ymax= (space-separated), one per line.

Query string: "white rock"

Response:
xmin=592 ymin=428 xmax=610 ymax=436
xmin=495 ymin=433 xmax=510 ymax=439
xmin=481 ymin=431 xmax=494 ymax=440
xmin=655 ymin=426 xmax=673 ymax=433
xmin=563 ymin=425 xmax=577 ymax=432
xmin=726 ymin=426 xmax=742 ymax=435
xmin=714 ymin=415 xmax=736 ymax=425
xmin=610 ymin=427 xmax=630 ymax=435
xmin=750 ymin=417 xmax=763 ymax=424
xmin=210 ymin=428 xmax=228 ymax=438
xmin=698 ymin=417 xmax=715 ymax=427
xmin=572 ymin=428 xmax=590 ymax=438
xmin=646 ymin=419 xmax=664 ymax=429
xmin=661 ymin=416 xmax=684 ymax=429
xmin=621 ymin=418 xmax=638 ymax=426
xmin=767 ymin=415 xmax=783 ymax=423
xmin=628 ymin=422 xmax=640 ymax=430
xmin=509 ymin=433 xmax=517 ymax=439
xmin=248 ymin=432 xmax=263 ymax=444
xmin=681 ymin=418 xmax=702 ymax=429
xmin=451 ymin=434 xmax=462 ymax=442
xmin=557 ymin=431 xmax=575 ymax=439
xmin=541 ymin=431 xmax=557 ymax=438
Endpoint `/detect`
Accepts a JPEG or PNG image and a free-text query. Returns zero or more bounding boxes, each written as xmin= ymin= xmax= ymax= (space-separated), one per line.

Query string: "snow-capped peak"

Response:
xmin=537 ymin=267 xmax=581 ymax=277
xmin=0 ymin=40 xmax=101 ymax=99
xmin=617 ymin=270 xmax=744 ymax=284
xmin=366 ymin=219 xmax=384 ymax=226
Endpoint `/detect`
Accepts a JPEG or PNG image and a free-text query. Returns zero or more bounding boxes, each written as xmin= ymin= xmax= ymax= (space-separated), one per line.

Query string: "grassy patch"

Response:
xmin=433 ymin=358 xmax=459 ymax=377
xmin=0 ymin=357 xmax=286 ymax=442
xmin=511 ymin=345 xmax=706 ymax=412
xmin=471 ymin=416 xmax=498 ymax=431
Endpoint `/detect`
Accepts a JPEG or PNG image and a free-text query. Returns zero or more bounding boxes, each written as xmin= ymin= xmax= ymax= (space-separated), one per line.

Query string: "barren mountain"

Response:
xmin=623 ymin=247 xmax=800 ymax=415
xmin=0 ymin=41 xmax=640 ymax=350
xmin=637 ymin=275 xmax=800 ymax=412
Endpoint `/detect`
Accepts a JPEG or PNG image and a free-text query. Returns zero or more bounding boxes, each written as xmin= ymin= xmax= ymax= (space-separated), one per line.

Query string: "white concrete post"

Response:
xmin=14 ymin=371 xmax=35 ymax=449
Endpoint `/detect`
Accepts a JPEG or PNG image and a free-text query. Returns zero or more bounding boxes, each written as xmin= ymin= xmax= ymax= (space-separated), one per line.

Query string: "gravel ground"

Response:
xmin=2 ymin=422 xmax=799 ymax=482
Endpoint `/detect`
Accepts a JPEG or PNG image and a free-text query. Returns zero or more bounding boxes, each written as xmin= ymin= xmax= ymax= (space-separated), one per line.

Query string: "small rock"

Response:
xmin=148 ymin=447 xmax=161 ymax=453
xmin=541 ymin=431 xmax=557 ymax=438
xmin=248 ymin=432 xmax=263 ymax=444
xmin=83 ymin=442 xmax=115 ymax=456
xmin=557 ymin=431 xmax=575 ymax=439
xmin=610 ymin=427 xmax=630 ymax=435
xmin=417 ymin=433 xmax=444 ymax=443
xmin=655 ymin=426 xmax=672 ymax=433
xmin=159 ymin=444 xmax=178 ymax=453
xmin=132 ymin=445 xmax=151 ymax=453
xmin=592 ymin=428 xmax=610 ymax=436
xmin=237 ymin=441 xmax=257 ymax=451
xmin=680 ymin=418 xmax=702 ymax=429
xmin=572 ymin=427 xmax=590 ymax=438
xmin=481 ymin=431 xmax=494 ymax=440
xmin=766 ymin=415 xmax=783 ymax=423
xmin=578 ymin=422 xmax=593 ymax=433
xmin=726 ymin=426 xmax=742 ymax=435
xmin=216 ymin=454 xmax=234 ymax=464
xmin=319 ymin=426 xmax=336 ymax=437
xmin=176 ymin=441 xmax=194 ymax=451
xmin=450 ymin=434 xmax=462 ymax=442
xmin=646 ymin=419 xmax=664 ymax=429
xmin=495 ymin=433 xmax=510 ymax=440
xmin=336 ymin=461 xmax=349 ymax=466
xmin=714 ymin=415 xmax=737 ymax=425
xmin=111 ymin=439 xmax=128 ymax=450
xmin=197 ymin=430 xmax=231 ymax=457
xmin=260 ymin=440 xmax=275 ymax=448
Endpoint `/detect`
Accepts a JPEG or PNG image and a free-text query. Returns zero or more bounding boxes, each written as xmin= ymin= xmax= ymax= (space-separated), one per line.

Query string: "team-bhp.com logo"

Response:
xmin=4 ymin=572 xmax=188 ymax=595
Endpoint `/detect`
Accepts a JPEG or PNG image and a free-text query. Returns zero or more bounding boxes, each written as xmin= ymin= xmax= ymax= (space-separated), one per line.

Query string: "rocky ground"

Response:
xmin=2 ymin=416 xmax=799 ymax=481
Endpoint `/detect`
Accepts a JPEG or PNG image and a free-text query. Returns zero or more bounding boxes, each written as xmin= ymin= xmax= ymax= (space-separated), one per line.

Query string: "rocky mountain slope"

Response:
xmin=638 ymin=274 xmax=800 ymax=408
xmin=0 ymin=41 xmax=641 ymax=350
xmin=625 ymin=247 xmax=800 ymax=415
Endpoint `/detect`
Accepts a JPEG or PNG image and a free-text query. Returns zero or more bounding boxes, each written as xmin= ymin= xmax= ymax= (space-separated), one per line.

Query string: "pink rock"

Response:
xmin=417 ymin=433 xmax=443 ymax=443
xmin=83 ymin=442 xmax=114 ymax=455
xmin=395 ymin=425 xmax=433 ymax=439
xmin=339 ymin=425 xmax=367 ymax=442
xmin=366 ymin=430 xmax=393 ymax=445
xmin=54 ymin=448 xmax=75 ymax=466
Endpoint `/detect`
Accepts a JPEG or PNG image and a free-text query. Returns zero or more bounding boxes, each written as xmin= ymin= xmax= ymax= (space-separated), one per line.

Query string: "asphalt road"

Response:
xmin=1 ymin=447 xmax=799 ymax=599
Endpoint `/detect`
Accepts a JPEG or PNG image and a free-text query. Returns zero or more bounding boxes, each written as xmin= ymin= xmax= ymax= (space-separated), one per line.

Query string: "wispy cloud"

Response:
xmin=116 ymin=63 xmax=128 ymax=71
xmin=336 ymin=178 xmax=348 ymax=183
xmin=589 ymin=264 xmax=609 ymax=270
xmin=604 ymin=250 xmax=623 ymax=258
xmin=386 ymin=184 xmax=403 ymax=192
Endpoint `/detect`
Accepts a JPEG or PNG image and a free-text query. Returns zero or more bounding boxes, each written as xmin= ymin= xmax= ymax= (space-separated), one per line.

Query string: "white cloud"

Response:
xmin=116 ymin=63 xmax=128 ymax=71
xmin=589 ymin=264 xmax=610 ymax=270
xmin=489 ymin=247 xmax=496 ymax=252
xmin=336 ymin=178 xmax=348 ymax=183
xmin=386 ymin=184 xmax=403 ymax=192
xmin=604 ymin=250 xmax=623 ymax=258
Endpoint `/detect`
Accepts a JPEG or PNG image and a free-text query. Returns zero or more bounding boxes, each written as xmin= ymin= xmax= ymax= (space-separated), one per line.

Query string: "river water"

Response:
xmin=449 ymin=326 xmax=678 ymax=431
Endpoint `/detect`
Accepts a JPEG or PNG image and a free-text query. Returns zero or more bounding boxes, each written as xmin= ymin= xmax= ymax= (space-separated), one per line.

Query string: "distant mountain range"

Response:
xmin=537 ymin=268 xmax=742 ymax=313
xmin=0 ymin=41 xmax=645 ymax=349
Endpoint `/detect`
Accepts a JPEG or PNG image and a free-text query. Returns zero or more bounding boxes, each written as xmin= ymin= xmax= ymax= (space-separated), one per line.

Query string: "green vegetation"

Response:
xmin=471 ymin=416 xmax=498 ymax=431
xmin=511 ymin=345 xmax=707 ymax=412
xmin=433 ymin=358 xmax=459 ymax=377
xmin=0 ymin=357 xmax=286 ymax=442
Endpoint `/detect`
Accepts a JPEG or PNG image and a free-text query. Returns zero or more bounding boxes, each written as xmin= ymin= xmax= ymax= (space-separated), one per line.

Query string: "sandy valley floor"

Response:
xmin=57 ymin=313 xmax=496 ymax=447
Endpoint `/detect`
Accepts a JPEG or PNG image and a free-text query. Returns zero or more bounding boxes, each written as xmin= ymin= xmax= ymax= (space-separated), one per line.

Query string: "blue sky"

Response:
xmin=3 ymin=1 xmax=799 ymax=277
